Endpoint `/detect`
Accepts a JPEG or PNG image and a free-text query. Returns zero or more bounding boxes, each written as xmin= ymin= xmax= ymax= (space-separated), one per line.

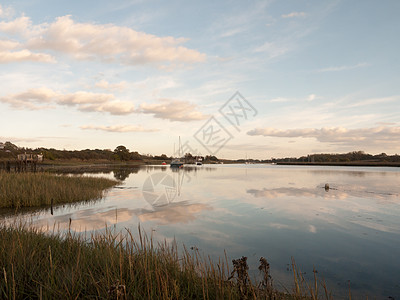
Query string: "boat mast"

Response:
xmin=179 ymin=136 xmax=181 ymax=158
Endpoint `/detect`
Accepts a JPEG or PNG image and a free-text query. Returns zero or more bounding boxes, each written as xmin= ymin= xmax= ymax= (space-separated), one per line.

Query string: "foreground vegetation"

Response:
xmin=0 ymin=172 xmax=118 ymax=210
xmin=0 ymin=224 xmax=335 ymax=299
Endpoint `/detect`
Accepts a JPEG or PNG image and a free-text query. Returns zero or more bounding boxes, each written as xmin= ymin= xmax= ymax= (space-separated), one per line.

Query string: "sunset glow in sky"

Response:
xmin=1 ymin=1 xmax=399 ymax=159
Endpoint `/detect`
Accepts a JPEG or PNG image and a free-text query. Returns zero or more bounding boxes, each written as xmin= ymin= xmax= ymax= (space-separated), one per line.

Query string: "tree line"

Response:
xmin=271 ymin=151 xmax=400 ymax=163
xmin=1 ymin=142 xmax=399 ymax=163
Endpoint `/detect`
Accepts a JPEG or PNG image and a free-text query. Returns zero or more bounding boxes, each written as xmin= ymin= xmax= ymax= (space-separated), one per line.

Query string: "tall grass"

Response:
xmin=0 ymin=172 xmax=118 ymax=209
xmin=0 ymin=224 xmax=336 ymax=299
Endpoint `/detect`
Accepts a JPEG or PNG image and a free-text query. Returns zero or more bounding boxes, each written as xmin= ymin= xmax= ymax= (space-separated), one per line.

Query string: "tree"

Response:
xmin=114 ymin=145 xmax=130 ymax=161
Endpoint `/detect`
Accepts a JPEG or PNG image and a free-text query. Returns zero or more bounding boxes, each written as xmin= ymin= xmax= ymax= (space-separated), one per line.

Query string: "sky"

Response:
xmin=0 ymin=0 xmax=399 ymax=159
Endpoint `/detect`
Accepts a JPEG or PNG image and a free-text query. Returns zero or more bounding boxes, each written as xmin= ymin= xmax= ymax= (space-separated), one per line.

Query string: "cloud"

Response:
xmin=317 ymin=63 xmax=369 ymax=72
xmin=0 ymin=16 xmax=56 ymax=63
xmin=343 ymin=96 xmax=396 ymax=109
xmin=220 ymin=27 xmax=246 ymax=38
xmin=0 ymin=88 xmax=57 ymax=109
xmin=80 ymin=124 xmax=158 ymax=133
xmin=270 ymin=97 xmax=289 ymax=103
xmin=0 ymin=50 xmax=55 ymax=63
xmin=307 ymin=94 xmax=317 ymax=101
xmin=94 ymin=79 xmax=127 ymax=91
xmin=247 ymin=126 xmax=400 ymax=148
xmin=0 ymin=16 xmax=32 ymax=34
xmin=0 ymin=39 xmax=19 ymax=50
xmin=247 ymin=187 xmax=349 ymax=200
xmin=140 ymin=98 xmax=208 ymax=122
xmin=254 ymin=41 xmax=290 ymax=58
xmin=0 ymin=88 xmax=135 ymax=115
xmin=0 ymin=14 xmax=205 ymax=66
xmin=0 ymin=4 xmax=14 ymax=19
xmin=281 ymin=12 xmax=306 ymax=18
xmin=0 ymin=136 xmax=40 ymax=144
xmin=136 ymin=202 xmax=212 ymax=225
xmin=0 ymin=38 xmax=55 ymax=63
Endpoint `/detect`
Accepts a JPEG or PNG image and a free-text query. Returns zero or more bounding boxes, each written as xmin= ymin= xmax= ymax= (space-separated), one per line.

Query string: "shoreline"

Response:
xmin=276 ymin=161 xmax=400 ymax=167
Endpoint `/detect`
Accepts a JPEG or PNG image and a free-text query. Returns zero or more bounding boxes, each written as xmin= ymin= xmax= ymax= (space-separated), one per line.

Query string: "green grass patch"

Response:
xmin=0 ymin=172 xmax=118 ymax=209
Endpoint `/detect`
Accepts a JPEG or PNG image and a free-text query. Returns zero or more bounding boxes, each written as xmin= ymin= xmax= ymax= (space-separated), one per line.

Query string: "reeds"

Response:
xmin=0 ymin=172 xmax=118 ymax=209
xmin=0 ymin=223 xmax=338 ymax=299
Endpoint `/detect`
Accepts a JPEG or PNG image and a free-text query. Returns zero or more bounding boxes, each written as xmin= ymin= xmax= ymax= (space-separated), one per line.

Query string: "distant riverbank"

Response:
xmin=276 ymin=161 xmax=400 ymax=167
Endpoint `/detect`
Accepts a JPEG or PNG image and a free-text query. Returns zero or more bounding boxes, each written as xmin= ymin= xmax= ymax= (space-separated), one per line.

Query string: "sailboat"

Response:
xmin=170 ymin=137 xmax=184 ymax=168
xmin=196 ymin=156 xmax=203 ymax=166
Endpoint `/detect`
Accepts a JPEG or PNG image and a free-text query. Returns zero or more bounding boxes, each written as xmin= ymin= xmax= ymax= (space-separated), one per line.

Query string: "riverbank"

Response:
xmin=276 ymin=161 xmax=400 ymax=167
xmin=0 ymin=224 xmax=331 ymax=299
xmin=0 ymin=172 xmax=118 ymax=209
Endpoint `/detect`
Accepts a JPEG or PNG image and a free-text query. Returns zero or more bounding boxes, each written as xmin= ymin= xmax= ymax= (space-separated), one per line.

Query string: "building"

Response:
xmin=0 ymin=142 xmax=4 ymax=150
xmin=17 ymin=153 xmax=43 ymax=162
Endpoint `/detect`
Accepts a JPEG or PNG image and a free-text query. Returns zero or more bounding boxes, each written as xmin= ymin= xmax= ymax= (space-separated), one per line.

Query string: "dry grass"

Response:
xmin=0 ymin=223 xmax=338 ymax=299
xmin=0 ymin=172 xmax=118 ymax=210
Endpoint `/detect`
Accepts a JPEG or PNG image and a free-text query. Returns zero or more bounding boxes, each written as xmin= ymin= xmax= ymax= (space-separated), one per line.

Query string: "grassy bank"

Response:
xmin=0 ymin=172 xmax=118 ymax=209
xmin=0 ymin=225 xmax=333 ymax=299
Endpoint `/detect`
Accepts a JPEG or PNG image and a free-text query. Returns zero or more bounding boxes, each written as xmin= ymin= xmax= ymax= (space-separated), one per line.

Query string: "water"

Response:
xmin=3 ymin=164 xmax=400 ymax=298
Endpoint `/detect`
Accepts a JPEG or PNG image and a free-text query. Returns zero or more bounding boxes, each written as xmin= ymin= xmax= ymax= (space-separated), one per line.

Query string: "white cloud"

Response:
xmin=94 ymin=79 xmax=127 ymax=91
xmin=254 ymin=41 xmax=290 ymax=58
xmin=0 ymin=5 xmax=15 ymax=20
xmin=220 ymin=27 xmax=246 ymax=38
xmin=0 ymin=17 xmax=56 ymax=63
xmin=80 ymin=125 xmax=158 ymax=133
xmin=27 ymin=15 xmax=204 ymax=65
xmin=0 ymin=13 xmax=206 ymax=66
xmin=0 ymin=88 xmax=135 ymax=115
xmin=307 ymin=94 xmax=318 ymax=101
xmin=317 ymin=63 xmax=369 ymax=72
xmin=79 ymin=101 xmax=135 ymax=115
xmin=0 ymin=16 xmax=32 ymax=34
xmin=0 ymin=49 xmax=55 ymax=63
xmin=57 ymin=91 xmax=113 ymax=105
xmin=343 ymin=96 xmax=397 ymax=109
xmin=0 ymin=88 xmax=57 ymax=109
xmin=140 ymin=98 xmax=208 ymax=122
xmin=281 ymin=12 xmax=306 ymax=18
xmin=0 ymin=39 xmax=19 ymax=50
xmin=247 ymin=126 xmax=400 ymax=149
xmin=270 ymin=97 xmax=289 ymax=103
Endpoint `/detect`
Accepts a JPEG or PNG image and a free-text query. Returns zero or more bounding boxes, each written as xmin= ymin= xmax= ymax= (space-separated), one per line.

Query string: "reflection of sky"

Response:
xmin=2 ymin=164 xmax=400 ymax=298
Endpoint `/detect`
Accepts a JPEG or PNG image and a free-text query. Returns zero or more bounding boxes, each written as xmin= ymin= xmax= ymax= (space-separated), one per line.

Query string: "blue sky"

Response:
xmin=1 ymin=0 xmax=399 ymax=159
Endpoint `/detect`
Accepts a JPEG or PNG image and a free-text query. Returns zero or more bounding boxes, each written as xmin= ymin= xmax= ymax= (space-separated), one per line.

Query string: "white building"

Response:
xmin=0 ymin=142 xmax=4 ymax=150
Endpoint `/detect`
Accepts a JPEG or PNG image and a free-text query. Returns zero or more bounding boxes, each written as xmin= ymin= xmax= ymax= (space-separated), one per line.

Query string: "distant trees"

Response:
xmin=153 ymin=154 xmax=169 ymax=161
xmin=272 ymin=151 xmax=400 ymax=163
xmin=1 ymin=141 xmax=400 ymax=164
xmin=113 ymin=145 xmax=130 ymax=161
xmin=205 ymin=155 xmax=218 ymax=162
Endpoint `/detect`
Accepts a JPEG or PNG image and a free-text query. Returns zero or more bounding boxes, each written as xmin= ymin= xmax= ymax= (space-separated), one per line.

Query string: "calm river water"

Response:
xmin=4 ymin=164 xmax=400 ymax=298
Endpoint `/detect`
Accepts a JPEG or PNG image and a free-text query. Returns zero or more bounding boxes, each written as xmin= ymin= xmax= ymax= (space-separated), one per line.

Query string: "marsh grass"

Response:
xmin=0 ymin=223 xmax=337 ymax=299
xmin=0 ymin=172 xmax=118 ymax=210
